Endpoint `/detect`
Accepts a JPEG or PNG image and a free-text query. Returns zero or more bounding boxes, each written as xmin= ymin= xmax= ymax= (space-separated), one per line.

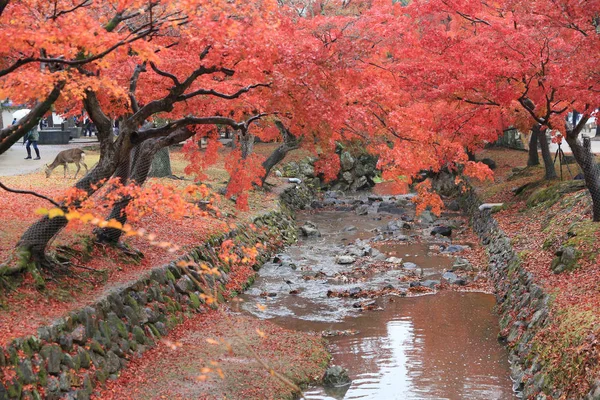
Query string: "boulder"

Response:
xmin=336 ymin=255 xmax=356 ymax=265
xmin=355 ymin=205 xmax=368 ymax=216
xmin=283 ymin=162 xmax=300 ymax=177
xmin=378 ymin=202 xmax=404 ymax=215
xmin=350 ymin=176 xmax=370 ymax=191
xmin=420 ymin=211 xmax=436 ymax=225
xmin=342 ymin=171 xmax=354 ymax=184
xmin=447 ymin=200 xmax=460 ymax=211
xmin=480 ymin=158 xmax=497 ymax=170
xmin=442 ymin=272 xmax=467 ymax=285
xmin=431 ymin=226 xmax=452 ymax=237
xmin=402 ymin=262 xmax=418 ymax=269
xmin=385 ymin=257 xmax=403 ymax=264
xmin=323 ymin=365 xmax=351 ymax=387
xmin=551 ymin=246 xmax=579 ymax=274
xmin=442 ymin=244 xmax=466 ymax=253
xmin=299 ymin=161 xmax=314 ymax=176
xmin=300 ymin=222 xmax=321 ymax=237
xmin=340 ymin=152 xmax=355 ymax=171
xmin=452 ymin=257 xmax=473 ymax=271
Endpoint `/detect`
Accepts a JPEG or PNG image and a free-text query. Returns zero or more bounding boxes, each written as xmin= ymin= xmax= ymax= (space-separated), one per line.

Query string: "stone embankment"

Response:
xmin=0 ymin=186 xmax=308 ymax=400
xmin=463 ymin=191 xmax=572 ymax=399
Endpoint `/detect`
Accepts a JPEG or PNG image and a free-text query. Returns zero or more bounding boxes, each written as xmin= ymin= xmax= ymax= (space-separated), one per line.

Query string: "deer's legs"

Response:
xmin=63 ymin=163 xmax=68 ymax=178
xmin=74 ymin=163 xmax=81 ymax=179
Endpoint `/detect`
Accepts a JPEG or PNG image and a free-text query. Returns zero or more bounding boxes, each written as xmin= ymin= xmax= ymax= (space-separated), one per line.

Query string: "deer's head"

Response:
xmin=44 ymin=164 xmax=52 ymax=178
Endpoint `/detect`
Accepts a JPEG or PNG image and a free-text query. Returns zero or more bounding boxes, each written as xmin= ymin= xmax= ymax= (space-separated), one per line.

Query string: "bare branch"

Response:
xmin=0 ymin=81 xmax=64 ymax=154
xmin=149 ymin=61 xmax=181 ymax=86
xmin=0 ymin=181 xmax=63 ymax=208
xmin=50 ymin=0 xmax=91 ymax=20
xmin=455 ymin=96 xmax=499 ymax=106
xmin=129 ymin=63 xmax=147 ymax=113
xmin=178 ymin=83 xmax=271 ymax=101
xmin=134 ymin=114 xmax=268 ymax=144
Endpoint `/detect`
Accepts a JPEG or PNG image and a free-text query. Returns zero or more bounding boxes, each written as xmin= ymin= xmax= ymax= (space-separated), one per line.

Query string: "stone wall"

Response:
xmin=462 ymin=191 xmax=555 ymax=398
xmin=0 ymin=208 xmax=298 ymax=400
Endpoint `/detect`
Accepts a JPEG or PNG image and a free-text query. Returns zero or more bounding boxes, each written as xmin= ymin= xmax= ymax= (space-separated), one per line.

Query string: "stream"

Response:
xmin=241 ymin=193 xmax=516 ymax=400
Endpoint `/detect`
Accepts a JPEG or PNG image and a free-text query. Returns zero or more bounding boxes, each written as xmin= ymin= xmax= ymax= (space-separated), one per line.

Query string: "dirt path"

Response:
xmin=95 ymin=310 xmax=329 ymax=400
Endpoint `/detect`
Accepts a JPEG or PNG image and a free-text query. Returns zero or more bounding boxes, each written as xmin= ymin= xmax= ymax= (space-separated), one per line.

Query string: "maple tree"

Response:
xmin=0 ymin=0 xmax=175 ymax=154
xmin=4 ymin=0 xmax=600 ymax=276
xmin=8 ymin=0 xmax=353 ymax=270
xmin=379 ymin=0 xmax=599 ymax=215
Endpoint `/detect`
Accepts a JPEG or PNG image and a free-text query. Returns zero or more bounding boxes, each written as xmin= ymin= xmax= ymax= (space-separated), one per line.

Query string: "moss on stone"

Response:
xmin=531 ymin=309 xmax=598 ymax=392
xmin=165 ymin=269 xmax=176 ymax=283
xmin=189 ymin=292 xmax=201 ymax=310
xmin=526 ymin=180 xmax=586 ymax=209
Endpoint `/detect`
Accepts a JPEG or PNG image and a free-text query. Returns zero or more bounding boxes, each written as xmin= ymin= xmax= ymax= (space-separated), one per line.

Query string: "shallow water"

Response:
xmin=301 ymin=292 xmax=514 ymax=400
xmin=241 ymin=203 xmax=515 ymax=400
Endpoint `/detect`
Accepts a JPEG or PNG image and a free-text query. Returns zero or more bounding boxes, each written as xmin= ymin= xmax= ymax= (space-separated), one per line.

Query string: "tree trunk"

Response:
xmin=466 ymin=148 xmax=476 ymax=161
xmin=536 ymin=125 xmax=557 ymax=180
xmin=148 ymin=146 xmax=172 ymax=178
xmin=17 ymin=150 xmax=121 ymax=262
xmin=95 ymin=127 xmax=197 ymax=244
xmin=527 ymin=126 xmax=540 ymax=166
xmin=240 ymin=133 xmax=255 ymax=159
xmin=260 ymin=121 xmax=299 ymax=185
xmin=16 ymin=90 xmax=123 ymax=265
xmin=566 ymin=120 xmax=600 ymax=221
xmin=96 ymin=140 xmax=160 ymax=243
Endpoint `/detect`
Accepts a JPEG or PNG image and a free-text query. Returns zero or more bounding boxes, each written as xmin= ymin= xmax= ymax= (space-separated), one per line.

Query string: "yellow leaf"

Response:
xmin=35 ymin=208 xmax=49 ymax=215
xmin=106 ymin=219 xmax=122 ymax=229
xmin=80 ymin=213 xmax=95 ymax=223
xmin=48 ymin=208 xmax=65 ymax=219
xmin=206 ymin=338 xmax=219 ymax=345
xmin=256 ymin=329 xmax=266 ymax=338
xmin=65 ymin=211 xmax=81 ymax=221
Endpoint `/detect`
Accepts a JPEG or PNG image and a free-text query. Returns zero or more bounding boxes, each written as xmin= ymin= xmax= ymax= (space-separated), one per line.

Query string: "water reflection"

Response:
xmin=302 ymin=292 xmax=514 ymax=400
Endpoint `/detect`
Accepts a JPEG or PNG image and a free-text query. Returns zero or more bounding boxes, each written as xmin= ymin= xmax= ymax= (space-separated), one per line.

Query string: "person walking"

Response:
xmin=24 ymin=126 xmax=40 ymax=160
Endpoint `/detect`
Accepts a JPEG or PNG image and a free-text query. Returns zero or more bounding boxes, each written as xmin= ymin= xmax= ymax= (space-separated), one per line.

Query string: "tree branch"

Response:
xmin=50 ymin=0 xmax=91 ymax=20
xmin=129 ymin=63 xmax=147 ymax=113
xmin=0 ymin=81 xmax=65 ymax=155
xmin=178 ymin=83 xmax=271 ymax=101
xmin=134 ymin=114 xmax=267 ymax=144
xmin=149 ymin=61 xmax=180 ymax=86
xmin=455 ymin=96 xmax=499 ymax=106
xmin=0 ymin=181 xmax=63 ymax=208
xmin=0 ymin=24 xmax=156 ymax=78
xmin=0 ymin=0 xmax=8 ymax=18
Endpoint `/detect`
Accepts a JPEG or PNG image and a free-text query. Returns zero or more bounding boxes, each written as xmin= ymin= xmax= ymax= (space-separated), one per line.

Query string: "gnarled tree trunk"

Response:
xmin=16 ymin=91 xmax=123 ymax=266
xmin=96 ymin=140 xmax=160 ymax=243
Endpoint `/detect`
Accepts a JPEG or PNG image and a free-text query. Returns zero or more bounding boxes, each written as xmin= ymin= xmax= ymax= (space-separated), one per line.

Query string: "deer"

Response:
xmin=45 ymin=148 xmax=88 ymax=179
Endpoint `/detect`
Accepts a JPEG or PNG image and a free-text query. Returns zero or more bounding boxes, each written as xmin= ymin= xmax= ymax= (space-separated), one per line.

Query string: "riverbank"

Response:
xmin=467 ymin=148 xmax=600 ymax=399
xmin=0 ymin=144 xmax=329 ymax=399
